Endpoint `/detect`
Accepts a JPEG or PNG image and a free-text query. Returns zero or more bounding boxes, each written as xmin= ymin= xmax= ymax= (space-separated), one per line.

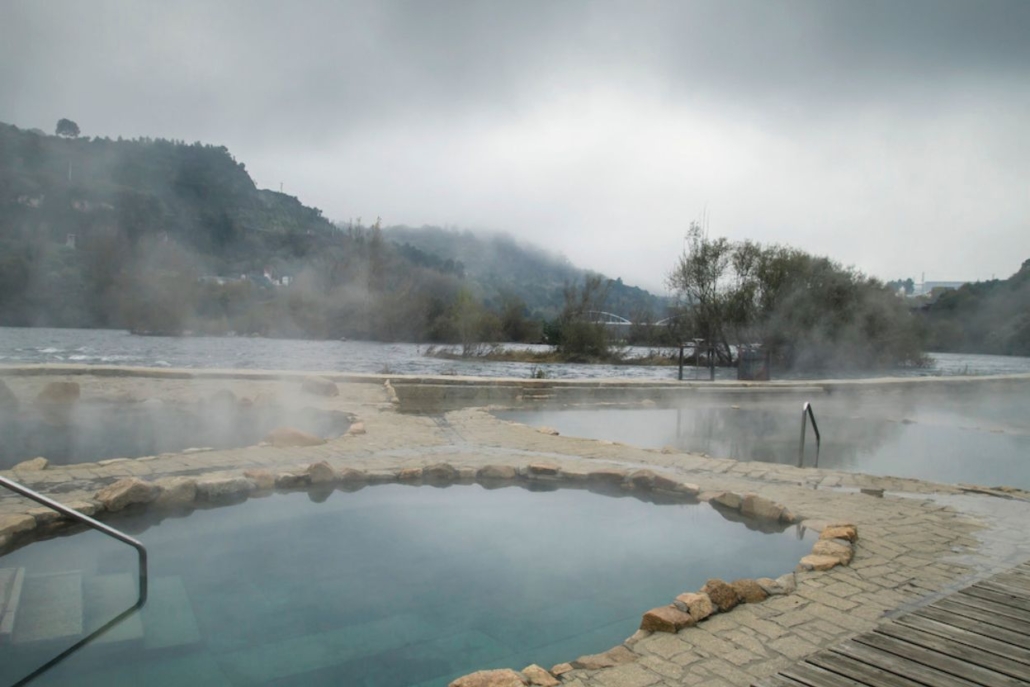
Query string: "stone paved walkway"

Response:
xmin=2 ymin=368 xmax=1030 ymax=687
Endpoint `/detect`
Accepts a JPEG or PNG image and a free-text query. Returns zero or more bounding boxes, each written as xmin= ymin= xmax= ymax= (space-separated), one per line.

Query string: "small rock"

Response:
xmin=153 ymin=477 xmax=198 ymax=507
xmin=537 ymin=427 xmax=559 ymax=436
xmin=640 ymin=605 xmax=695 ymax=632
xmin=264 ymin=427 xmax=327 ymax=447
xmin=798 ymin=554 xmax=841 ymax=571
xmin=346 ymin=422 xmax=366 ymax=436
xmin=338 ymin=468 xmax=368 ymax=485
xmin=243 ymin=469 xmax=276 ymax=490
xmin=301 ymin=377 xmax=339 ymax=397
xmin=397 ymin=467 xmax=422 ymax=481
xmin=521 ymin=665 xmax=560 ymax=687
xmin=741 ymin=494 xmax=784 ymax=521
xmin=701 ymin=579 xmax=740 ymax=612
xmin=587 ymin=469 xmax=628 ymax=484
xmin=195 ymin=476 xmax=255 ymax=500
xmin=861 ymin=488 xmax=885 ymax=497
xmin=448 ymin=669 xmax=528 ymax=687
xmin=35 ymin=381 xmax=80 ymax=404
xmin=820 ymin=525 xmax=858 ymax=542
xmin=550 ymin=663 xmax=573 ymax=676
xmin=627 ymin=469 xmax=658 ymax=489
xmin=674 ymin=592 xmax=715 ymax=621
xmin=571 ymin=646 xmax=635 ymax=670
xmin=95 ymin=478 xmax=161 ymax=512
xmin=12 ymin=457 xmax=48 ymax=471
xmin=275 ymin=472 xmax=308 ymax=488
xmin=811 ymin=538 xmax=853 ymax=565
xmin=424 ymin=463 xmax=459 ymax=481
xmin=712 ymin=492 xmax=743 ymax=510
xmin=756 ymin=574 xmax=795 ymax=596
xmin=730 ymin=579 xmax=769 ymax=603
xmin=527 ymin=463 xmax=559 ymax=476
xmin=477 ymin=465 xmax=518 ymax=480
xmin=305 ymin=461 xmax=337 ymax=484
xmin=0 ymin=514 xmax=36 ymax=538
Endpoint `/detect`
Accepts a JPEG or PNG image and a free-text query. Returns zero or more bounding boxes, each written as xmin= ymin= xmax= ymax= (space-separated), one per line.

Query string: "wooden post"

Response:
xmin=678 ymin=345 xmax=684 ymax=381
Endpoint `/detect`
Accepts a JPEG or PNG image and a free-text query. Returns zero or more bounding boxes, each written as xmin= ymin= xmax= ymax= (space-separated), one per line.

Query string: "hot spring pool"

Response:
xmin=0 ymin=485 xmax=812 ymax=686
xmin=497 ymin=390 xmax=1030 ymax=489
xmin=0 ymin=400 xmax=353 ymax=470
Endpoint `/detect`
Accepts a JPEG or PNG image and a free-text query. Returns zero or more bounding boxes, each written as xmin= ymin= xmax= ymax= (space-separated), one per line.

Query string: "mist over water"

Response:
xmin=3 ymin=327 xmax=1030 ymax=379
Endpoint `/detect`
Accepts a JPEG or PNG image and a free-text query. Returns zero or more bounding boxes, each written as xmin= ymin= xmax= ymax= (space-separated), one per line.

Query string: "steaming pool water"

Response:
xmin=0 ymin=485 xmax=813 ymax=687
xmin=497 ymin=388 xmax=1030 ymax=489
xmin=0 ymin=400 xmax=353 ymax=470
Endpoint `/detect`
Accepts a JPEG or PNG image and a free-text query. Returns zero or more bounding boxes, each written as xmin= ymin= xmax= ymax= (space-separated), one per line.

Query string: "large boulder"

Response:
xmin=712 ymin=492 xmax=743 ymax=510
xmin=35 ymin=381 xmax=80 ymax=404
xmin=520 ymin=665 xmax=559 ymax=687
xmin=674 ymin=592 xmax=715 ymax=621
xmin=811 ymin=538 xmax=853 ymax=565
xmin=701 ymin=579 xmax=740 ymax=612
xmin=12 ymin=457 xmax=48 ymax=471
xmin=95 ymin=478 xmax=161 ymax=512
xmin=477 ymin=465 xmax=518 ymax=480
xmin=0 ymin=514 xmax=36 ymax=538
xmin=195 ymin=476 xmax=255 ymax=500
xmin=301 ymin=377 xmax=339 ymax=397
xmin=153 ymin=477 xmax=198 ymax=507
xmin=640 ymin=605 xmax=695 ymax=632
xmin=305 ymin=461 xmax=337 ymax=484
xmin=731 ymin=579 xmax=769 ymax=604
xmin=243 ymin=469 xmax=276 ymax=490
xmin=798 ymin=554 xmax=841 ymax=571
xmin=741 ymin=494 xmax=784 ymax=521
xmin=423 ymin=463 xmax=459 ymax=482
xmin=449 ymin=669 xmax=528 ymax=687
xmin=571 ymin=646 xmax=636 ymax=670
xmin=821 ymin=525 xmax=858 ymax=542
xmin=264 ymin=427 xmax=326 ymax=447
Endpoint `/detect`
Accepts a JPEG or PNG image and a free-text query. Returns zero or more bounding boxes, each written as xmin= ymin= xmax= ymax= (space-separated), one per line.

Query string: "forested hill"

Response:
xmin=0 ymin=121 xmax=662 ymax=340
xmin=925 ymin=259 xmax=1030 ymax=356
xmin=384 ymin=225 xmax=665 ymax=317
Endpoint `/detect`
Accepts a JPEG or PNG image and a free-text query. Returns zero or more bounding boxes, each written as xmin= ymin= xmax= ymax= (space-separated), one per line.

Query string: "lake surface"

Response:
xmin=498 ymin=387 xmax=1030 ymax=489
xmin=0 ymin=486 xmax=812 ymax=687
xmin=3 ymin=327 xmax=1030 ymax=380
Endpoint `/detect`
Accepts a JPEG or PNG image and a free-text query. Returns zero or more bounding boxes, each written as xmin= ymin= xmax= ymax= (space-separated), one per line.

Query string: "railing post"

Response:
xmin=0 ymin=476 xmax=148 ymax=603
xmin=799 ymin=402 xmax=822 ymax=469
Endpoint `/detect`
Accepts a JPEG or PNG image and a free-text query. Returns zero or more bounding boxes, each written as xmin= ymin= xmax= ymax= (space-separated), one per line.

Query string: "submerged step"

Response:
xmin=142 ymin=576 xmax=201 ymax=650
xmin=12 ymin=571 xmax=84 ymax=644
xmin=0 ymin=567 xmax=26 ymax=642
xmin=84 ymin=572 xmax=143 ymax=644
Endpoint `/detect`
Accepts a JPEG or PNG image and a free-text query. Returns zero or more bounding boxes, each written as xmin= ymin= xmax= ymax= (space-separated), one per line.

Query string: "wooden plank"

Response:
xmin=807 ymin=651 xmax=929 ymax=687
xmin=977 ymin=579 xmax=1030 ymax=600
xmin=753 ymin=676 xmax=811 ymax=687
xmin=783 ymin=661 xmax=875 ymax=687
xmin=832 ymin=640 xmax=981 ymax=687
xmin=913 ymin=606 xmax=1030 ymax=650
xmin=892 ymin=615 xmax=1030 ymax=666
xmin=949 ymin=591 xmax=1030 ymax=624
xmin=963 ymin=585 xmax=1030 ymax=613
xmin=992 ymin=574 xmax=1030 ymax=591
xmin=855 ymin=630 xmax=1026 ymax=687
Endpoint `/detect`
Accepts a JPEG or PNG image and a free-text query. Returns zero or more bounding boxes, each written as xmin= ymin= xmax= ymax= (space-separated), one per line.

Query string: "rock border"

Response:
xmin=0 ymin=462 xmax=856 ymax=687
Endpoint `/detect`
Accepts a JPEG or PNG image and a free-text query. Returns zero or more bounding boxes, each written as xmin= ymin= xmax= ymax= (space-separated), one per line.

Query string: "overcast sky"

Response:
xmin=2 ymin=0 xmax=1028 ymax=292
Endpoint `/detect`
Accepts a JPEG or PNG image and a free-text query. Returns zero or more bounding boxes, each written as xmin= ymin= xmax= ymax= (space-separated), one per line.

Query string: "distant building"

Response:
xmin=912 ymin=281 xmax=967 ymax=297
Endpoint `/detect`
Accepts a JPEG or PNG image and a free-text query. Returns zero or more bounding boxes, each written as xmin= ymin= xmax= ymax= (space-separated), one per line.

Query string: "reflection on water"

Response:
xmin=498 ymin=387 xmax=1030 ymax=489
xmin=0 ymin=486 xmax=813 ymax=687
xmin=3 ymin=327 xmax=1030 ymax=380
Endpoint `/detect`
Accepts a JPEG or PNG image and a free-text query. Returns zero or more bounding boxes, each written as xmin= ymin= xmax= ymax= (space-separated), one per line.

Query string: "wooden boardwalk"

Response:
xmin=756 ymin=562 xmax=1030 ymax=687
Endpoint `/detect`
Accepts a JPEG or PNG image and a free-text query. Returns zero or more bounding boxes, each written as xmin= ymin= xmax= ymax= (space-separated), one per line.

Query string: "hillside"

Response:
xmin=384 ymin=225 xmax=665 ymax=319
xmin=924 ymin=260 xmax=1030 ymax=356
xmin=0 ymin=121 xmax=663 ymax=341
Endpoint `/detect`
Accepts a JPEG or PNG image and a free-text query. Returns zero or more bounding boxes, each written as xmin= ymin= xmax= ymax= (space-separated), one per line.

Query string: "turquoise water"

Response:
xmin=1 ymin=485 xmax=811 ymax=686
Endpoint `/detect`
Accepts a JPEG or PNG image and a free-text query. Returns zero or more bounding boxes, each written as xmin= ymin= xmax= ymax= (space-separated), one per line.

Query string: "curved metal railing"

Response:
xmin=799 ymin=402 xmax=821 ymax=468
xmin=0 ymin=475 xmax=147 ymax=602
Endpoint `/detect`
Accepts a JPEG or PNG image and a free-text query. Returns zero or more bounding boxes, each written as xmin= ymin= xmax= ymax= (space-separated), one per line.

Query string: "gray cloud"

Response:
xmin=2 ymin=0 xmax=1028 ymax=290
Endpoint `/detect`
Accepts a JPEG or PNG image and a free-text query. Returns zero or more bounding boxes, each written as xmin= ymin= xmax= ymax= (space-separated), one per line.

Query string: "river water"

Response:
xmin=3 ymin=327 xmax=1030 ymax=380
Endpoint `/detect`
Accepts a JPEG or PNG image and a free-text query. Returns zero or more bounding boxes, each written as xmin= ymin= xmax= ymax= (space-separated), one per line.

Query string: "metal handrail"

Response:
xmin=798 ymin=402 xmax=821 ymax=468
xmin=0 ymin=475 xmax=147 ymax=603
